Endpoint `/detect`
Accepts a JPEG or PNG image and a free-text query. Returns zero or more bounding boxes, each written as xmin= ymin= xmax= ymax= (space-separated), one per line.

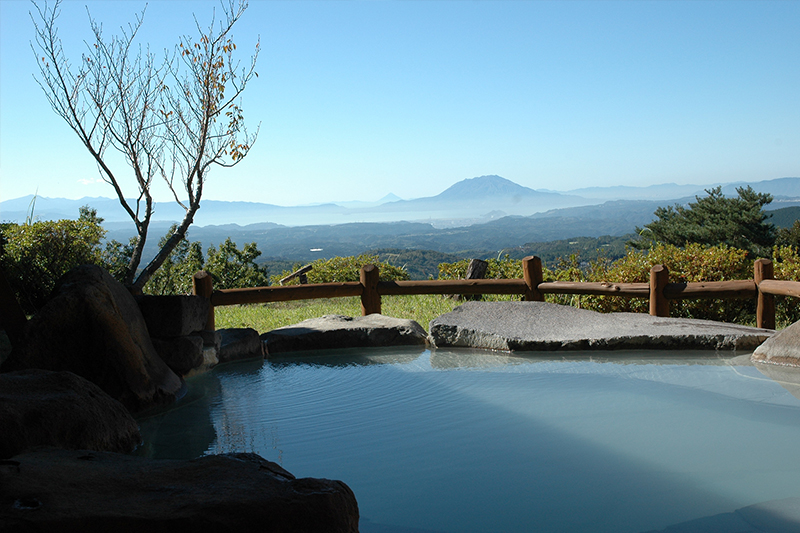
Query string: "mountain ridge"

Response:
xmin=3 ymin=175 xmax=800 ymax=229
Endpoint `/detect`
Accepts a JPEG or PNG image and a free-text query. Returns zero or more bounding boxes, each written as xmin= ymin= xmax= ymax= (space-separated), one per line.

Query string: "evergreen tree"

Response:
xmin=776 ymin=220 xmax=800 ymax=249
xmin=633 ymin=186 xmax=775 ymax=257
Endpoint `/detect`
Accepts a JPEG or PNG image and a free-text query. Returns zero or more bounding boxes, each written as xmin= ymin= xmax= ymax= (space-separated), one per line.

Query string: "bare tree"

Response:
xmin=31 ymin=0 xmax=258 ymax=292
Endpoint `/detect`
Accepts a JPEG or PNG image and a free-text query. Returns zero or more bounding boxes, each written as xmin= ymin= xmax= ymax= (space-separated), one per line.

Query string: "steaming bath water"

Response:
xmin=137 ymin=347 xmax=800 ymax=533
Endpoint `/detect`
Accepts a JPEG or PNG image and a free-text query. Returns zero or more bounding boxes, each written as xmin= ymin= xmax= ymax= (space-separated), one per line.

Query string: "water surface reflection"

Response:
xmin=136 ymin=347 xmax=800 ymax=533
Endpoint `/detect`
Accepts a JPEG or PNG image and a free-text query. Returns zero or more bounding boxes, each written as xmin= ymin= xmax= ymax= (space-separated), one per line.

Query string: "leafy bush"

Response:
xmin=0 ymin=209 xmax=105 ymax=312
xmin=274 ymin=254 xmax=409 ymax=285
xmin=1 ymin=209 xmax=271 ymax=305
xmin=204 ymin=238 xmax=269 ymax=290
xmin=581 ymin=243 xmax=752 ymax=323
xmin=101 ymin=237 xmax=139 ymax=283
xmin=437 ymin=255 xmax=523 ymax=281
xmin=143 ymin=227 xmax=205 ymax=295
xmin=142 ymin=231 xmax=268 ymax=295
xmin=771 ymin=245 xmax=800 ymax=326
xmin=776 ymin=221 xmax=800 ymax=249
xmin=437 ymin=244 xmax=757 ymax=323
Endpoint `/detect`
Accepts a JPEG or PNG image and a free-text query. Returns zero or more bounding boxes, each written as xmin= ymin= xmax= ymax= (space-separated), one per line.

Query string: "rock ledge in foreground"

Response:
xmin=1 ymin=448 xmax=359 ymax=533
xmin=3 ymin=264 xmax=182 ymax=412
xmin=0 ymin=370 xmax=141 ymax=460
xmin=430 ymin=301 xmax=773 ymax=352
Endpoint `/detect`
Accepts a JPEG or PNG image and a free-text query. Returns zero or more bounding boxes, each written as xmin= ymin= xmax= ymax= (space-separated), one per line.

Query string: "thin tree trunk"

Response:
xmin=130 ymin=204 xmax=198 ymax=293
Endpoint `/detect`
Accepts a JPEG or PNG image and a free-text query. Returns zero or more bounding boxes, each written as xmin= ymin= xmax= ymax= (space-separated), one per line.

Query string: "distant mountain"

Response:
xmin=170 ymin=199 xmax=662 ymax=263
xmin=0 ymin=195 xmax=350 ymax=227
xmin=435 ymin=175 xmax=543 ymax=200
xmin=721 ymin=177 xmax=800 ymax=199
xmin=354 ymin=175 xmax=585 ymax=219
xmin=767 ymin=206 xmax=800 ymax=228
xmin=562 ymin=183 xmax=711 ymax=201
xmin=4 ymin=175 xmax=800 ymax=232
xmin=325 ymin=193 xmax=403 ymax=210
xmin=378 ymin=193 xmax=402 ymax=203
xmin=559 ymin=177 xmax=800 ymax=202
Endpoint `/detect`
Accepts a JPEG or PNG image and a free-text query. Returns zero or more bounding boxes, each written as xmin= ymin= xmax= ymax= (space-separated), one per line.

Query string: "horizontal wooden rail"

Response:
xmin=211 ymin=282 xmax=362 ymax=307
xmin=663 ymin=280 xmax=757 ymax=300
xmin=538 ymin=281 xmax=650 ymax=297
xmin=377 ymin=279 xmax=528 ymax=296
xmin=758 ymin=279 xmax=800 ymax=298
xmin=192 ymin=256 xmax=799 ymax=331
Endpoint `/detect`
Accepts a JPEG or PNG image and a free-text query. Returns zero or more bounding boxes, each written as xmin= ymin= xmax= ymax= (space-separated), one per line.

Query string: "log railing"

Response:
xmin=194 ymin=256 xmax=798 ymax=331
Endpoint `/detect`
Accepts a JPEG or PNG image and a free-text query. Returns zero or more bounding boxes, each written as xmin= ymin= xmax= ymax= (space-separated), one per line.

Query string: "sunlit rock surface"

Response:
xmin=263 ymin=314 xmax=428 ymax=355
xmin=218 ymin=327 xmax=263 ymax=363
xmin=430 ymin=301 xmax=773 ymax=351
xmin=752 ymin=320 xmax=800 ymax=367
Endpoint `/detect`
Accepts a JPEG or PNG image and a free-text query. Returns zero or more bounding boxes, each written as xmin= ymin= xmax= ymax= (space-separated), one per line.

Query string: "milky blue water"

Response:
xmin=136 ymin=347 xmax=800 ymax=533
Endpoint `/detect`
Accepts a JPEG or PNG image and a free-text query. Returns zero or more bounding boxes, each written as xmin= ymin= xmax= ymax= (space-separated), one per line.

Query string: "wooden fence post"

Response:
xmin=193 ymin=270 xmax=215 ymax=331
xmin=755 ymin=258 xmax=775 ymax=330
xmin=360 ymin=264 xmax=381 ymax=315
xmin=649 ymin=264 xmax=670 ymax=317
xmin=522 ymin=256 xmax=544 ymax=301
xmin=459 ymin=258 xmax=489 ymax=301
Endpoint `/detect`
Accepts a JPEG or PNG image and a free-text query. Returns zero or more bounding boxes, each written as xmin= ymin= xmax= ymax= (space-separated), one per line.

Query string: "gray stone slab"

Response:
xmin=263 ymin=314 xmax=428 ymax=355
xmin=150 ymin=335 xmax=205 ymax=376
xmin=429 ymin=301 xmax=773 ymax=352
xmin=218 ymin=328 xmax=263 ymax=364
xmin=1 ymin=448 xmax=359 ymax=532
xmin=136 ymin=295 xmax=209 ymax=338
xmin=752 ymin=319 xmax=800 ymax=367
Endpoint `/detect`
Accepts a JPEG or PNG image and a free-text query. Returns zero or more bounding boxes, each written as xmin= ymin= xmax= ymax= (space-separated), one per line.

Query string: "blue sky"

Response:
xmin=1 ymin=0 xmax=799 ymax=206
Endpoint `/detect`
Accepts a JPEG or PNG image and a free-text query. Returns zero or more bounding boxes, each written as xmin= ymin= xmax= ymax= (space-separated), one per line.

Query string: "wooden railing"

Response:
xmin=193 ymin=256 xmax=800 ymax=331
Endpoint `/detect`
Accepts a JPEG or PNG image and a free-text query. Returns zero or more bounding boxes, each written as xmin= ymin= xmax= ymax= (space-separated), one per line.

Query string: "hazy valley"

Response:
xmin=3 ymin=175 xmax=800 ymax=278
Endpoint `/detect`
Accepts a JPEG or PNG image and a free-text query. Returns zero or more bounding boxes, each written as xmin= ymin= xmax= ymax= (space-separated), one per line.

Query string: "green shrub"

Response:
xmin=581 ymin=243 xmax=752 ymax=323
xmin=437 ymin=255 xmax=523 ymax=280
xmin=772 ymin=245 xmax=800 ymax=326
xmin=204 ymin=238 xmax=269 ymax=290
xmin=273 ymin=254 xmax=409 ymax=285
xmin=143 ymin=232 xmax=269 ymax=295
xmin=0 ymin=210 xmax=105 ymax=312
xmin=143 ymin=228 xmax=205 ymax=295
xmin=438 ymin=244 xmax=757 ymax=323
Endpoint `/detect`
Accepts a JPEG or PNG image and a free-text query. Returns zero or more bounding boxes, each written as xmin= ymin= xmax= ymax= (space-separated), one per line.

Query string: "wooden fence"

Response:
xmin=193 ymin=256 xmax=800 ymax=331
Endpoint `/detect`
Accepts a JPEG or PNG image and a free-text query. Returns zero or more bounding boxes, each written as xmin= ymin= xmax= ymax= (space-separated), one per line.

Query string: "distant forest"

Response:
xmin=261 ymin=206 xmax=800 ymax=281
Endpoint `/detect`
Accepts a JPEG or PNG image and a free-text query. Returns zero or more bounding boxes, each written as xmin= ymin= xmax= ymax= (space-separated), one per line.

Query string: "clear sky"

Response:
xmin=1 ymin=0 xmax=799 ymax=207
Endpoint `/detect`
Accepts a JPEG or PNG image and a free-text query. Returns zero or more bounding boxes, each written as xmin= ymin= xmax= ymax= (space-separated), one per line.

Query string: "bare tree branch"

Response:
xmin=30 ymin=0 xmax=259 ymax=292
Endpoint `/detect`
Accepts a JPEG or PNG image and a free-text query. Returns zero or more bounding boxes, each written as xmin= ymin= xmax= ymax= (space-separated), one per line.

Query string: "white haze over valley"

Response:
xmin=2 ymin=175 xmax=800 ymax=229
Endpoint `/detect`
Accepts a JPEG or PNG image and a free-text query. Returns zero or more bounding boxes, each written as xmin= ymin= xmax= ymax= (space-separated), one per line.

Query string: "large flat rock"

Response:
xmin=1 ymin=448 xmax=359 ymax=532
xmin=430 ymin=301 xmax=773 ymax=351
xmin=0 ymin=370 xmax=141 ymax=459
xmin=263 ymin=314 xmax=428 ymax=355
